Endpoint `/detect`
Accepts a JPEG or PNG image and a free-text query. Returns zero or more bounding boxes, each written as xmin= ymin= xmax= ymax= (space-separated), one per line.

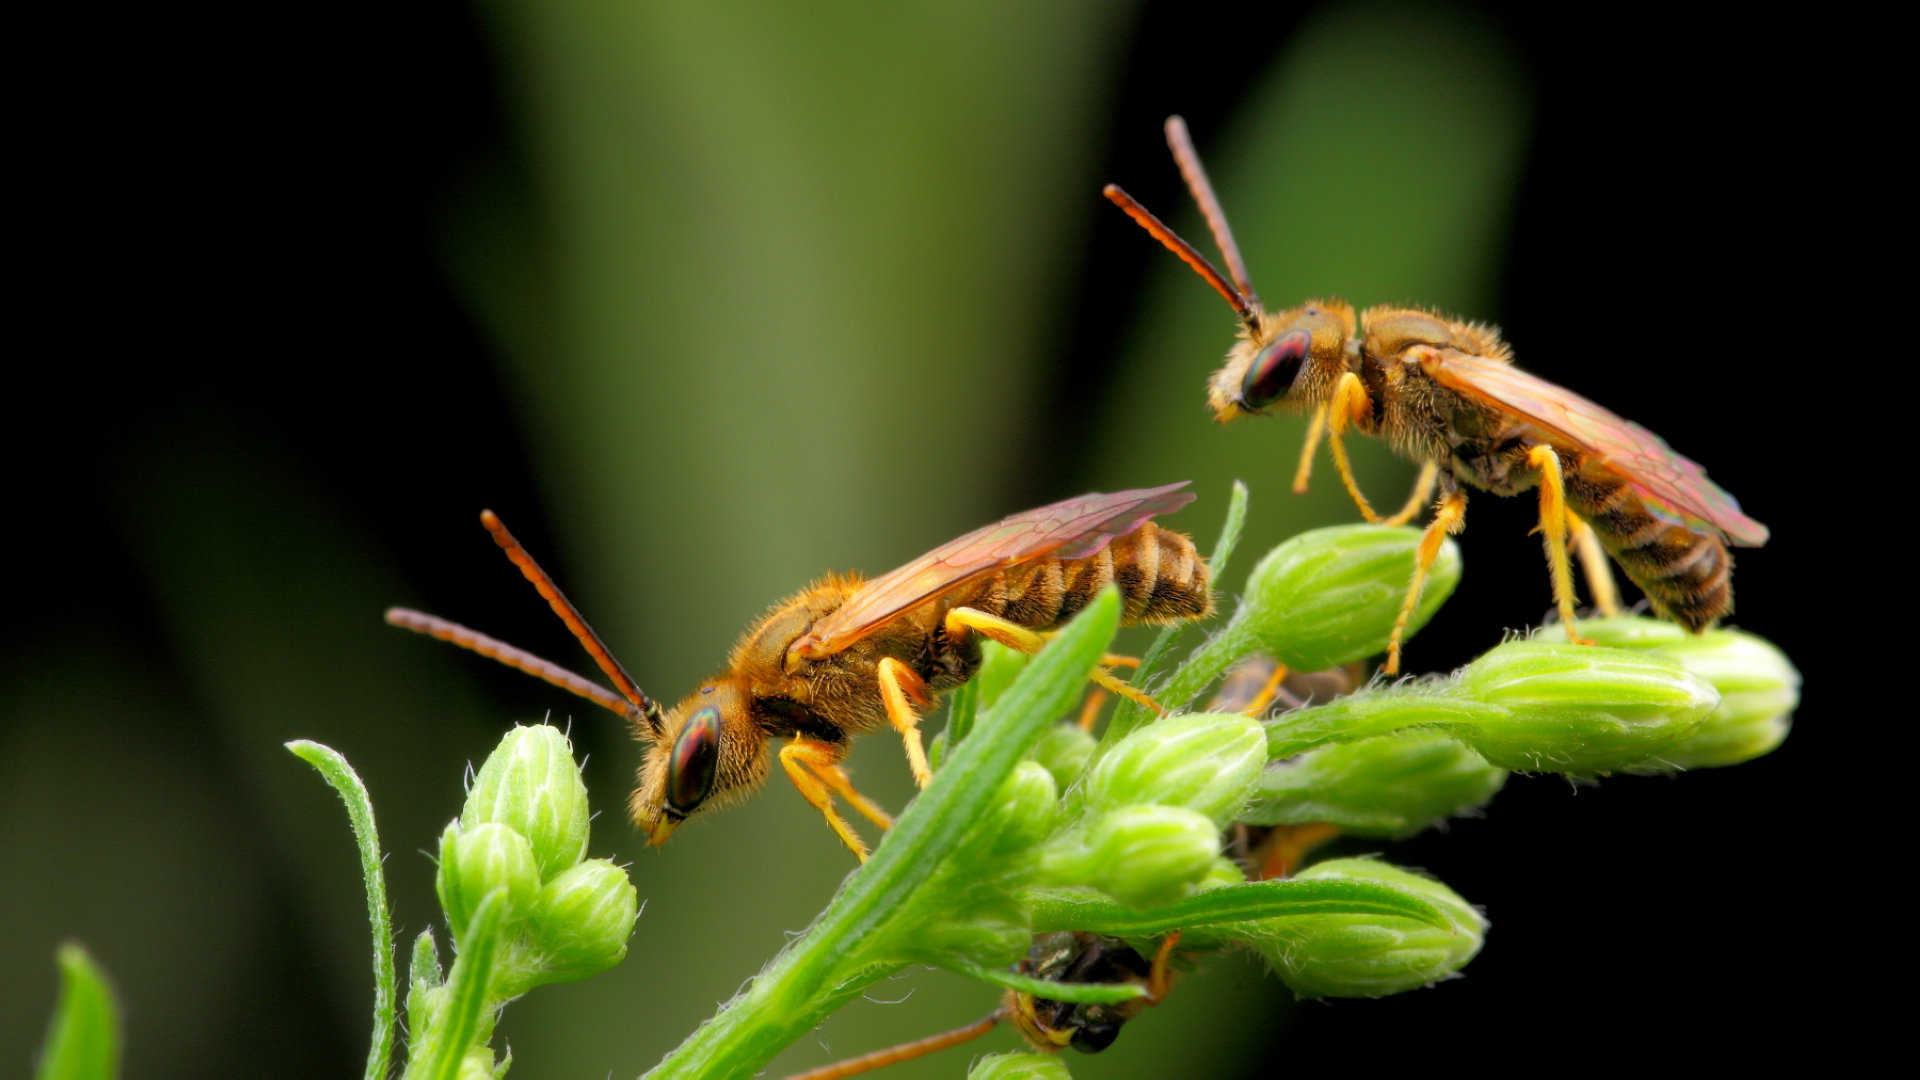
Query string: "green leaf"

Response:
xmin=409 ymin=890 xmax=509 ymax=1080
xmin=35 ymin=944 xmax=120 ymax=1080
xmin=288 ymin=740 xmax=396 ymax=1080
xmin=1023 ymin=877 xmax=1455 ymax=936
xmin=405 ymin=929 xmax=443 ymax=1059
xmin=946 ymin=960 xmax=1148 ymax=1005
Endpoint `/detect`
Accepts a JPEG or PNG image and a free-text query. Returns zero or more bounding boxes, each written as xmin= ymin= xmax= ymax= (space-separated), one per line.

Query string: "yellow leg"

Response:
xmin=876 ymin=658 xmax=934 ymax=789
xmin=1251 ymin=822 xmax=1342 ymax=880
xmin=1327 ymin=372 xmax=1386 ymax=523
xmin=1292 ymin=405 xmax=1328 ymax=494
xmin=1526 ymin=445 xmax=1591 ymax=645
xmin=779 ymin=740 xmax=894 ymax=862
xmin=1380 ymin=459 xmax=1440 ymax=528
xmin=1076 ymin=688 xmax=1109 ymax=732
xmin=1569 ymin=514 xmax=1620 ymax=617
xmin=945 ymin=607 xmax=1164 ymax=716
xmin=1386 ymin=488 xmax=1466 ymax=675
xmin=1145 ymin=930 xmax=1183 ymax=1004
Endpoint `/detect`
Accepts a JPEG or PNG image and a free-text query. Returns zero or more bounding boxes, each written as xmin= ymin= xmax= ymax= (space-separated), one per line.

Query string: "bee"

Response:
xmin=1104 ymin=116 xmax=1768 ymax=673
xmin=783 ymin=931 xmax=1181 ymax=1080
xmin=386 ymin=484 xmax=1211 ymax=860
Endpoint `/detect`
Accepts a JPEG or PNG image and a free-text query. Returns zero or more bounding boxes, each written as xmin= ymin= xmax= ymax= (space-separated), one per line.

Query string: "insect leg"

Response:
xmin=1326 ymin=372 xmax=1387 ymax=523
xmin=1145 ymin=930 xmax=1183 ymax=1004
xmin=1076 ymin=688 xmax=1109 ymax=731
xmin=876 ymin=658 xmax=935 ymax=789
xmin=781 ymin=1012 xmax=1004 ymax=1080
xmin=1385 ymin=486 xmax=1467 ymax=675
xmin=946 ymin=608 xmax=1164 ymax=715
xmin=1525 ymin=446 xmax=1593 ymax=645
xmin=1249 ymin=823 xmax=1343 ymax=881
xmin=1380 ymin=460 xmax=1441 ymax=528
xmin=1293 ymin=404 xmax=1328 ymax=494
xmin=778 ymin=740 xmax=894 ymax=862
xmin=1568 ymin=513 xmax=1622 ymax=617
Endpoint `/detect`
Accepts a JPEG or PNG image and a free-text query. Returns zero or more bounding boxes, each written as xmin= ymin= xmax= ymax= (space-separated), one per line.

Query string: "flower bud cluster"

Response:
xmin=432 ymin=725 xmax=637 ymax=998
xmin=1034 ymin=713 xmax=1265 ymax=907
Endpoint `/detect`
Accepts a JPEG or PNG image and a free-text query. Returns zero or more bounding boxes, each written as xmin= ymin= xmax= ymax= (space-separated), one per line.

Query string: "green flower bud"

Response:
xmin=456 ymin=1048 xmax=498 ymax=1080
xmin=435 ymin=821 xmax=539 ymax=940
xmin=1201 ymin=855 xmax=1249 ymax=890
xmin=462 ymin=725 xmax=590 ymax=880
xmin=523 ymin=859 xmax=638 ymax=982
xmin=969 ymin=1052 xmax=1073 ymax=1080
xmin=1252 ymin=858 xmax=1484 ymax=998
xmin=1084 ymin=713 xmax=1266 ymax=827
xmin=1652 ymin=631 xmax=1796 ymax=768
xmin=980 ymin=761 xmax=1060 ymax=856
xmin=1040 ymin=805 xmax=1220 ymax=908
xmin=1579 ymin=618 xmax=1798 ymax=770
xmin=1233 ymin=525 xmax=1461 ymax=671
xmin=1030 ymin=721 xmax=1097 ymax=789
xmin=1454 ymin=641 xmax=1718 ymax=774
xmin=1243 ymin=729 xmax=1506 ymax=837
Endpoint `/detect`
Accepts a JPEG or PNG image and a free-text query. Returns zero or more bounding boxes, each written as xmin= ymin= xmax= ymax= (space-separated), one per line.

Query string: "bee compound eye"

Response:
xmin=667 ymin=706 xmax=722 ymax=814
xmin=1068 ymin=1020 xmax=1123 ymax=1054
xmin=1240 ymin=327 xmax=1314 ymax=411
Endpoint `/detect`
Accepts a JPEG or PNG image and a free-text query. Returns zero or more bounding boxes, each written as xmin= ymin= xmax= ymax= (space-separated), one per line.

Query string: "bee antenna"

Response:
xmin=384 ymin=608 xmax=652 ymax=732
xmin=781 ymin=1012 xmax=1004 ymax=1080
xmin=477 ymin=510 xmax=667 ymax=734
xmin=1103 ymin=183 xmax=1258 ymax=333
xmin=1163 ymin=116 xmax=1260 ymax=310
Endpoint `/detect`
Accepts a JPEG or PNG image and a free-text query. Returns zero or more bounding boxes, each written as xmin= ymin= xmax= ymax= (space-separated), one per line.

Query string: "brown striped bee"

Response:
xmin=783 ymin=931 xmax=1180 ymax=1080
xmin=387 ymin=484 xmax=1210 ymax=860
xmin=1105 ymin=117 xmax=1768 ymax=673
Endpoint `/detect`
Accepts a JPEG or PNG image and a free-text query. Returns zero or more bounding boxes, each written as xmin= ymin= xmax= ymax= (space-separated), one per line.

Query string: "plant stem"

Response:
xmin=287 ymin=740 xmax=396 ymax=1080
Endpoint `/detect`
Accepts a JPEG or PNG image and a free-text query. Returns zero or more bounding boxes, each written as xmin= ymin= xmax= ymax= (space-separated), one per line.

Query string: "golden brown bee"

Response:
xmin=387 ymin=484 xmax=1210 ymax=860
xmin=782 ymin=931 xmax=1180 ymax=1080
xmin=1105 ymin=117 xmax=1768 ymax=673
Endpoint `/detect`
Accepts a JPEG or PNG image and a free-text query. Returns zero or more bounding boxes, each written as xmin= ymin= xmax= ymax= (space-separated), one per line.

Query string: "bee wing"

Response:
xmin=798 ymin=482 xmax=1195 ymax=657
xmin=1422 ymin=349 xmax=1769 ymax=546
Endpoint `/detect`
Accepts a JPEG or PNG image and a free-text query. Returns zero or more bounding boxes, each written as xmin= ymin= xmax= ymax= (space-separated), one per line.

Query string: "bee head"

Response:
xmin=630 ymin=680 xmax=768 ymax=844
xmin=1208 ymin=299 xmax=1356 ymax=420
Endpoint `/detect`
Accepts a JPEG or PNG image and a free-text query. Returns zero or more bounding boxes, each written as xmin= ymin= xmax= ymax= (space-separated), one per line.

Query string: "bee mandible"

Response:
xmin=387 ymin=484 xmax=1211 ymax=860
xmin=1104 ymin=117 xmax=1767 ymax=673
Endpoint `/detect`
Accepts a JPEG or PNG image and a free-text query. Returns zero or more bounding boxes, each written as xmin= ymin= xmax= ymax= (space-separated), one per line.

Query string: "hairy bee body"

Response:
xmin=1340 ymin=307 xmax=1733 ymax=629
xmin=727 ymin=522 xmax=1211 ymax=751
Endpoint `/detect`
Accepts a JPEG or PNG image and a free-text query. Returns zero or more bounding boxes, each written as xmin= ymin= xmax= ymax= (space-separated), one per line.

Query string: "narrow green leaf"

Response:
xmin=1023 ymin=878 xmax=1454 ymax=936
xmin=945 ymin=960 xmax=1148 ymax=1005
xmin=405 ymin=929 xmax=443 ymax=1056
xmin=288 ymin=740 xmax=396 ymax=1080
xmin=412 ymin=890 xmax=507 ymax=1080
xmin=35 ymin=944 xmax=120 ymax=1080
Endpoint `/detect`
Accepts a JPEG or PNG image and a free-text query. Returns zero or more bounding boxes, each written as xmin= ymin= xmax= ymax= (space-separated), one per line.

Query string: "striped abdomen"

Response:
xmin=960 ymin=524 xmax=1212 ymax=631
xmin=1566 ymin=459 xmax=1731 ymax=630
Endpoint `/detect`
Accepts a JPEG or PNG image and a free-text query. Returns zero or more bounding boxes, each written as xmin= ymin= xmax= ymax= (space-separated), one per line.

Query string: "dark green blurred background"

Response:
xmin=6 ymin=1 xmax=1833 ymax=1076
